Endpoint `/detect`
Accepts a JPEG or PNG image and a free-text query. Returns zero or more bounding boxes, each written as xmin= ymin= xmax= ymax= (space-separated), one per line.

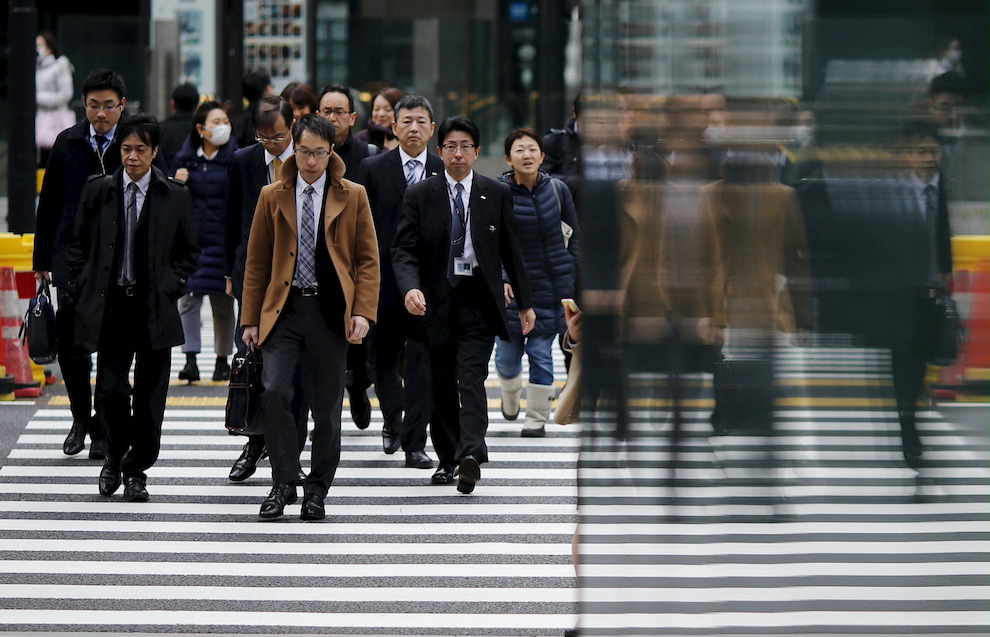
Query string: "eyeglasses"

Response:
xmin=441 ymin=143 xmax=477 ymax=153
xmin=255 ymin=133 xmax=290 ymax=144
xmin=320 ymin=108 xmax=351 ymax=117
xmin=296 ymin=149 xmax=331 ymax=159
xmin=85 ymin=103 xmax=123 ymax=113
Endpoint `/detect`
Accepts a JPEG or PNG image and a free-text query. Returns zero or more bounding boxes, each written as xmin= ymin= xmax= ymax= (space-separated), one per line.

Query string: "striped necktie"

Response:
xmin=297 ymin=186 xmax=317 ymax=287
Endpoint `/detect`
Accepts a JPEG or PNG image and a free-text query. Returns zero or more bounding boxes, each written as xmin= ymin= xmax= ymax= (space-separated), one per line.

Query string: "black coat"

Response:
xmin=224 ymin=143 xmax=271 ymax=301
xmin=65 ymin=166 xmax=200 ymax=352
xmin=542 ymin=118 xmax=582 ymax=201
xmin=355 ymin=148 xmax=444 ymax=309
xmin=34 ymin=119 xmax=168 ymax=286
xmin=335 ymin=134 xmax=377 ymax=180
xmin=159 ymin=112 xmax=193 ymax=172
xmin=391 ymin=172 xmax=533 ymax=342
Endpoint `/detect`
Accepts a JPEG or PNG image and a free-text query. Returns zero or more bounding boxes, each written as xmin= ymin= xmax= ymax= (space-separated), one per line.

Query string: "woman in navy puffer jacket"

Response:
xmin=172 ymin=100 xmax=238 ymax=382
xmin=497 ymin=128 xmax=580 ymax=437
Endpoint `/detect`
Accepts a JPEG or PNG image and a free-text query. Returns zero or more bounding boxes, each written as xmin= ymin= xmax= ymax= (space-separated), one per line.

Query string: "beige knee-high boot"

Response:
xmin=521 ymin=383 xmax=554 ymax=437
xmin=499 ymin=373 xmax=523 ymax=421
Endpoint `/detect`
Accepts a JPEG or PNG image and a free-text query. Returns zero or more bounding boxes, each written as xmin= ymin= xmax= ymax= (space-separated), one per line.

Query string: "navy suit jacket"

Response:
xmin=224 ymin=143 xmax=271 ymax=300
xmin=391 ymin=171 xmax=533 ymax=342
xmin=356 ymin=148 xmax=444 ymax=309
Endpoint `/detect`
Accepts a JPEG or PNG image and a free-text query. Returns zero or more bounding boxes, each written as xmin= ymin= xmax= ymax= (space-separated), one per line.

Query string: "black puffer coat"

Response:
xmin=498 ymin=170 xmax=580 ymax=336
xmin=173 ymin=137 xmax=238 ymax=295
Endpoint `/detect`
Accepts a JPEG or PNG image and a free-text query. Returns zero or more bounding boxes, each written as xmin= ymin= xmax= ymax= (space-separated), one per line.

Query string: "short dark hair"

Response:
xmin=318 ymin=84 xmax=355 ymax=113
xmin=504 ymin=127 xmax=543 ymax=157
xmin=394 ymin=94 xmax=435 ymax=123
xmin=928 ymin=71 xmax=966 ymax=98
xmin=289 ymin=83 xmax=319 ymax=113
xmin=376 ymin=87 xmax=406 ymax=110
xmin=437 ymin=116 xmax=480 ymax=147
xmin=81 ymin=68 xmax=126 ymax=102
xmin=253 ymin=95 xmax=293 ymax=132
xmin=189 ymin=100 xmax=224 ymax=149
xmin=171 ymin=83 xmax=199 ymax=112
xmin=38 ymin=31 xmax=60 ymax=58
xmin=242 ymin=70 xmax=271 ymax=103
xmin=117 ymin=113 xmax=160 ymax=149
xmin=902 ymin=118 xmax=940 ymax=145
xmin=293 ymin=113 xmax=336 ymax=147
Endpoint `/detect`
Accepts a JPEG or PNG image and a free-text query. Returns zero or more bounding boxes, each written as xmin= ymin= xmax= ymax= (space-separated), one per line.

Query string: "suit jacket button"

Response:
xmin=109 ymin=243 xmax=114 ymax=248
xmin=104 ymin=266 xmax=110 ymax=272
xmin=284 ymin=281 xmax=289 ymax=286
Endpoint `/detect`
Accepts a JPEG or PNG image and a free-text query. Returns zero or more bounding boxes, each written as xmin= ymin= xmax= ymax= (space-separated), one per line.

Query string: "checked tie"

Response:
xmin=405 ymin=159 xmax=421 ymax=185
xmin=297 ymin=185 xmax=317 ymax=287
xmin=448 ymin=182 xmax=466 ymax=288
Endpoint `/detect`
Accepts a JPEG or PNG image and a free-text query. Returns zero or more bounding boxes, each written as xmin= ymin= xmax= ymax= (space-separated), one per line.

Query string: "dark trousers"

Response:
xmin=259 ymin=295 xmax=348 ymax=497
xmin=429 ymin=278 xmax=496 ymax=469
xmin=367 ymin=306 xmax=431 ymax=452
xmin=891 ymin=296 xmax=938 ymax=435
xmin=96 ymin=289 xmax=170 ymax=481
xmin=56 ymin=288 xmax=99 ymax=437
xmin=235 ymin=302 xmax=309 ymax=451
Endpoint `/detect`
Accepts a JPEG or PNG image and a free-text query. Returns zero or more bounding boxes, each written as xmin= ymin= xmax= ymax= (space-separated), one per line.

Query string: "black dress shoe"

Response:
xmin=63 ymin=421 xmax=86 ymax=456
xmin=349 ymin=388 xmax=371 ymax=430
xmin=98 ymin=457 xmax=122 ymax=497
xmin=178 ymin=360 xmax=200 ymax=382
xmin=123 ymin=476 xmax=149 ymax=502
xmin=228 ymin=439 xmax=265 ymax=482
xmin=902 ymin=430 xmax=924 ymax=467
xmin=88 ymin=437 xmax=109 ymax=460
xmin=456 ymin=456 xmax=481 ymax=494
xmin=382 ymin=414 xmax=402 ymax=455
xmin=300 ymin=492 xmax=325 ymax=520
xmin=259 ymin=483 xmax=297 ymax=519
xmin=212 ymin=357 xmax=231 ymax=382
xmin=431 ymin=466 xmax=454 ymax=485
xmin=405 ymin=450 xmax=434 ymax=469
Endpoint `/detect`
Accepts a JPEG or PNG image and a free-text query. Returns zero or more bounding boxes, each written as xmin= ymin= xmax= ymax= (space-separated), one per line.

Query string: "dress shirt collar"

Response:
xmin=265 ymin=143 xmax=294 ymax=166
xmin=89 ymin=124 xmax=118 ymax=148
xmin=445 ymin=169 xmax=474 ymax=200
xmin=122 ymin=169 xmax=152 ymax=194
xmin=296 ymin=171 xmax=327 ymax=200
xmin=909 ymin=171 xmax=940 ymax=191
xmin=399 ymin=146 xmax=428 ymax=167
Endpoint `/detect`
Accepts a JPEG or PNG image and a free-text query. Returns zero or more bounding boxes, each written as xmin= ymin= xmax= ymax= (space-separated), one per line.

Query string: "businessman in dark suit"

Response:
xmin=392 ymin=116 xmax=534 ymax=494
xmin=224 ymin=95 xmax=309 ymax=483
xmin=356 ymin=95 xmax=443 ymax=466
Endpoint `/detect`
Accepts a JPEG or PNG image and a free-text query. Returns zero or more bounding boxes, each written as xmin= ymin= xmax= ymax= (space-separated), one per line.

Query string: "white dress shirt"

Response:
xmin=444 ymin=169 xmax=477 ymax=269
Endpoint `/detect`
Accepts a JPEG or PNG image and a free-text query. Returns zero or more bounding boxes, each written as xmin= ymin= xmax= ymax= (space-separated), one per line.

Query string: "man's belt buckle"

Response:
xmin=299 ymin=285 xmax=319 ymax=297
xmin=123 ymin=285 xmax=137 ymax=297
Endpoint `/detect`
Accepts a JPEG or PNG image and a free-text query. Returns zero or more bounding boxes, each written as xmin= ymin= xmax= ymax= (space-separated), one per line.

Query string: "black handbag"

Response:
xmin=710 ymin=357 xmax=775 ymax=434
xmin=225 ymin=346 xmax=265 ymax=435
xmin=20 ymin=280 xmax=57 ymax=365
xmin=931 ymin=296 xmax=964 ymax=367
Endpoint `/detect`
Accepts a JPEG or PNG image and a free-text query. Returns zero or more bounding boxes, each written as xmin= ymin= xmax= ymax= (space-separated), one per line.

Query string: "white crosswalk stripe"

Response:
xmin=1 ymin=319 xmax=988 ymax=636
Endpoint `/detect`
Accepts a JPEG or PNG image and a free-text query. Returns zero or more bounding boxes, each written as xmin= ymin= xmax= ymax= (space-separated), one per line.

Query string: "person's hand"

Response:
xmin=503 ymin=283 xmax=514 ymax=307
xmin=173 ymin=168 xmax=189 ymax=182
xmin=224 ymin=278 xmax=234 ymax=298
xmin=349 ymin=315 xmax=370 ymax=341
xmin=242 ymin=326 xmax=259 ymax=348
xmin=404 ymin=289 xmax=426 ymax=316
xmin=696 ymin=317 xmax=723 ymax=346
xmin=34 ymin=271 xmax=51 ymax=283
xmin=792 ymin=328 xmax=812 ymax=347
xmin=519 ymin=308 xmax=536 ymax=335
xmin=564 ymin=306 xmax=583 ymax=344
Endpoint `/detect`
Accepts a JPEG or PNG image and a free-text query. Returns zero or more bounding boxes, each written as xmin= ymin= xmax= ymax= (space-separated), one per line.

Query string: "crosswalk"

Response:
xmin=576 ymin=341 xmax=990 ymax=636
xmin=1 ymin=331 xmax=988 ymax=635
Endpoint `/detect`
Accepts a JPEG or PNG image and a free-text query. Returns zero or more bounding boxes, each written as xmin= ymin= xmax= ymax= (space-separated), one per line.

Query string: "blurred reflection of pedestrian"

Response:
xmin=928 ymin=36 xmax=964 ymax=80
xmin=496 ymin=128 xmax=580 ymax=437
xmin=35 ymin=31 xmax=75 ymax=167
xmin=894 ymin=119 xmax=953 ymax=467
xmin=159 ymin=83 xmax=200 ymax=172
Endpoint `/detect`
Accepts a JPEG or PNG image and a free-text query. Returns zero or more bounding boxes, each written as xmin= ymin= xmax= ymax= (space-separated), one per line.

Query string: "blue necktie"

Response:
xmin=448 ymin=183 xmax=466 ymax=288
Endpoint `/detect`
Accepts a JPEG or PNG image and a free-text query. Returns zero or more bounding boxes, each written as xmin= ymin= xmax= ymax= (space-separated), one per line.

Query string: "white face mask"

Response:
xmin=946 ymin=49 xmax=962 ymax=64
xmin=207 ymin=123 xmax=231 ymax=146
xmin=37 ymin=46 xmax=48 ymax=59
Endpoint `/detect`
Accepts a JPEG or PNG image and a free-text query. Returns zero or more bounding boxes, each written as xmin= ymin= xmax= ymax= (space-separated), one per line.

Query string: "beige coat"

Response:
xmin=241 ymin=153 xmax=380 ymax=345
xmin=703 ymin=181 xmax=811 ymax=333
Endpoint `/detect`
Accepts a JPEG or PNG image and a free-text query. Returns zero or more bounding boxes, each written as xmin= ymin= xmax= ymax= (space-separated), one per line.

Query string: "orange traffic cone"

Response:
xmin=1 ymin=268 xmax=41 ymax=398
